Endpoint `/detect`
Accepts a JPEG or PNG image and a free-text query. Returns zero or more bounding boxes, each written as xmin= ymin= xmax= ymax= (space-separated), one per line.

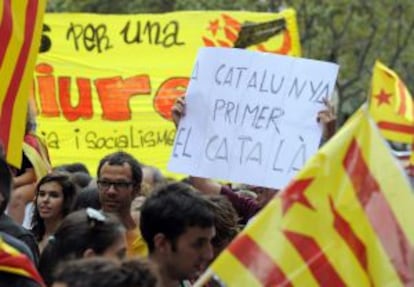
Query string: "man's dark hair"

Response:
xmin=97 ymin=151 xmax=142 ymax=188
xmin=53 ymin=257 xmax=158 ymax=287
xmin=140 ymin=181 xmax=214 ymax=253
xmin=54 ymin=162 xmax=90 ymax=175
xmin=0 ymin=156 xmax=12 ymax=214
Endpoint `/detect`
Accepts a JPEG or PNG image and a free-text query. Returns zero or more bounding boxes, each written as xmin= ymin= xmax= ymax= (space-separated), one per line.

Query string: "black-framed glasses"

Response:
xmin=97 ymin=180 xmax=134 ymax=191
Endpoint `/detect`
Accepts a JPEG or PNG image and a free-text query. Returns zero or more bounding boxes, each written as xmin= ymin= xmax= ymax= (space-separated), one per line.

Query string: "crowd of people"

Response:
xmin=0 ymin=96 xmax=412 ymax=287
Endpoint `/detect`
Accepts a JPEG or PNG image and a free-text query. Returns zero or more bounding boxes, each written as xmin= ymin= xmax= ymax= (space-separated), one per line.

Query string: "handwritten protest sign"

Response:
xmin=168 ymin=48 xmax=339 ymax=188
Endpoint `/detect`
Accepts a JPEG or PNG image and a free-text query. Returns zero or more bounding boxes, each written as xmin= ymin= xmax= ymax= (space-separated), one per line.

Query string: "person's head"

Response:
xmin=204 ymin=195 xmax=240 ymax=257
xmin=54 ymin=162 xmax=90 ymax=175
xmin=97 ymin=151 xmax=142 ymax=214
xmin=141 ymin=165 xmax=165 ymax=190
xmin=39 ymin=208 xmax=127 ymax=286
xmin=0 ymin=156 xmax=12 ymax=215
xmin=52 ymin=257 xmax=158 ymax=287
xmin=244 ymin=185 xmax=279 ymax=208
xmin=73 ymin=186 xmax=101 ymax=211
xmin=140 ymin=181 xmax=215 ymax=281
xmin=70 ymin=171 xmax=92 ymax=189
xmin=31 ymin=172 xmax=78 ymax=240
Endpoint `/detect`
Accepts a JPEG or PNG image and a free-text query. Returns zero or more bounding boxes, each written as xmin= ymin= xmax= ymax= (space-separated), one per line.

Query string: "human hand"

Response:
xmin=171 ymin=96 xmax=186 ymax=128
xmin=317 ymin=98 xmax=336 ymax=141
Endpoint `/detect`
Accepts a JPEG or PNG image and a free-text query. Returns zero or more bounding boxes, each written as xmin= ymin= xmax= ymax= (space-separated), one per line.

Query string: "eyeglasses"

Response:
xmin=97 ymin=180 xmax=134 ymax=191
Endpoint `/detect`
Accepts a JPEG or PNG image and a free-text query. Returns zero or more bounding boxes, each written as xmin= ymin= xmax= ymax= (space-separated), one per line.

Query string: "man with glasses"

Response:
xmin=96 ymin=151 xmax=148 ymax=257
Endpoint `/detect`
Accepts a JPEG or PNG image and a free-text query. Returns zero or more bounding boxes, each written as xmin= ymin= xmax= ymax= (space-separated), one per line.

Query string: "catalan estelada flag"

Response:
xmin=369 ymin=61 xmax=414 ymax=143
xmin=197 ymin=107 xmax=414 ymax=287
xmin=0 ymin=0 xmax=47 ymax=167
xmin=0 ymin=237 xmax=45 ymax=286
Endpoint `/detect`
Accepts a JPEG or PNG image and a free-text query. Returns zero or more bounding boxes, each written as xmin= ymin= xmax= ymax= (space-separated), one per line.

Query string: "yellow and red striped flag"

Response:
xmin=199 ymin=107 xmax=414 ymax=287
xmin=369 ymin=61 xmax=414 ymax=143
xmin=0 ymin=0 xmax=47 ymax=167
xmin=0 ymin=237 xmax=45 ymax=286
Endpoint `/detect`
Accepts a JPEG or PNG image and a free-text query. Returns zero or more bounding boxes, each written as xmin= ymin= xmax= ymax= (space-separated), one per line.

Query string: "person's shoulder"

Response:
xmin=0 ymin=214 xmax=32 ymax=238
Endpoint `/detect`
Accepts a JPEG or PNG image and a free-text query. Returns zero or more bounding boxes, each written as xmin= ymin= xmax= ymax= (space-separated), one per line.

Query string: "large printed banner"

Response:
xmin=33 ymin=10 xmax=301 ymax=175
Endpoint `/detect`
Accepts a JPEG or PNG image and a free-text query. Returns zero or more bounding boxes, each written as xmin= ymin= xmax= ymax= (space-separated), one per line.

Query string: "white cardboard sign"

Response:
xmin=168 ymin=48 xmax=339 ymax=189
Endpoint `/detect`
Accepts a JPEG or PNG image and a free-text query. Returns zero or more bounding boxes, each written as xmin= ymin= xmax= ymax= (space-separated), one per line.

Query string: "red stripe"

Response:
xmin=284 ymin=230 xmax=346 ymax=286
xmin=0 ymin=0 xmax=12 ymax=66
xmin=228 ymin=234 xmax=293 ymax=286
xmin=343 ymin=138 xmax=413 ymax=284
xmin=24 ymin=134 xmax=42 ymax=154
xmin=377 ymin=121 xmax=414 ymax=134
xmin=0 ymin=251 xmax=45 ymax=285
xmin=329 ymin=197 xmax=373 ymax=285
xmin=0 ymin=0 xmax=39 ymax=154
xmin=397 ymin=80 xmax=407 ymax=116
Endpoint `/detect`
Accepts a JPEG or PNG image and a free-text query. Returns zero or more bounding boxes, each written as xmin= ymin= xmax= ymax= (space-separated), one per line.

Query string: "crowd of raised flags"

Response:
xmin=0 ymin=0 xmax=413 ymax=286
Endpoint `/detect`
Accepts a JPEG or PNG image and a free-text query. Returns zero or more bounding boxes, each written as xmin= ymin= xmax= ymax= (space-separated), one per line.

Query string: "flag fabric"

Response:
xmin=23 ymin=133 xmax=51 ymax=179
xmin=205 ymin=107 xmax=414 ymax=287
xmin=369 ymin=61 xmax=414 ymax=143
xmin=0 ymin=237 xmax=45 ymax=286
xmin=0 ymin=0 xmax=47 ymax=168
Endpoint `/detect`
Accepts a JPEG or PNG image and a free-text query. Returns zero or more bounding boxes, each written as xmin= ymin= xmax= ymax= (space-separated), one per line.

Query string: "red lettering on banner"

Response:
xmin=284 ymin=230 xmax=346 ymax=286
xmin=95 ymin=75 xmax=151 ymax=121
xmin=33 ymin=63 xmax=188 ymax=121
xmin=343 ymin=138 xmax=414 ymax=285
xmin=257 ymin=30 xmax=292 ymax=54
xmin=228 ymin=234 xmax=292 ymax=287
xmin=153 ymin=77 xmax=189 ymax=120
xmin=59 ymin=77 xmax=93 ymax=121
xmin=35 ymin=63 xmax=59 ymax=117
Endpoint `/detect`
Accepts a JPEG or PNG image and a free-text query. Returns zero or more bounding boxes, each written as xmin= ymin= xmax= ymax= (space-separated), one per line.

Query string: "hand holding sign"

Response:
xmin=169 ymin=48 xmax=339 ymax=189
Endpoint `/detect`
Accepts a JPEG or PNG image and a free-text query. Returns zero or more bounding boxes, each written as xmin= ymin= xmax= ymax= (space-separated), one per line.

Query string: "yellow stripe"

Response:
xmin=0 ymin=0 xmax=26 ymax=108
xmin=0 ymin=266 xmax=31 ymax=278
xmin=284 ymin=9 xmax=301 ymax=56
xmin=212 ymin=250 xmax=262 ymax=287
xmin=0 ymin=1 xmax=3 ymax=24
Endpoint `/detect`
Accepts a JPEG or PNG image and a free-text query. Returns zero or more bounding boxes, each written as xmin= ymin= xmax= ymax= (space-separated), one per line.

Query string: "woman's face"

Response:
xmin=36 ymin=181 xmax=64 ymax=221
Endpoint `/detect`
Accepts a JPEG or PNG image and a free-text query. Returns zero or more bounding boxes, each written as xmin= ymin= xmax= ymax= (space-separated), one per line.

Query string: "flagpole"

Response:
xmin=192 ymin=268 xmax=214 ymax=287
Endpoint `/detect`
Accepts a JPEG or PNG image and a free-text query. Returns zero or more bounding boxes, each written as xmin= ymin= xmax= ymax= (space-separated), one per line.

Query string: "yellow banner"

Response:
xmin=33 ymin=10 xmax=301 ymax=175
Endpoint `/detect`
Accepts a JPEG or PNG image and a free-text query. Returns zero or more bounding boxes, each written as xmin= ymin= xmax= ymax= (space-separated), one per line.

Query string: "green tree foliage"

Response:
xmin=47 ymin=0 xmax=414 ymax=124
xmin=285 ymin=0 xmax=414 ymax=122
